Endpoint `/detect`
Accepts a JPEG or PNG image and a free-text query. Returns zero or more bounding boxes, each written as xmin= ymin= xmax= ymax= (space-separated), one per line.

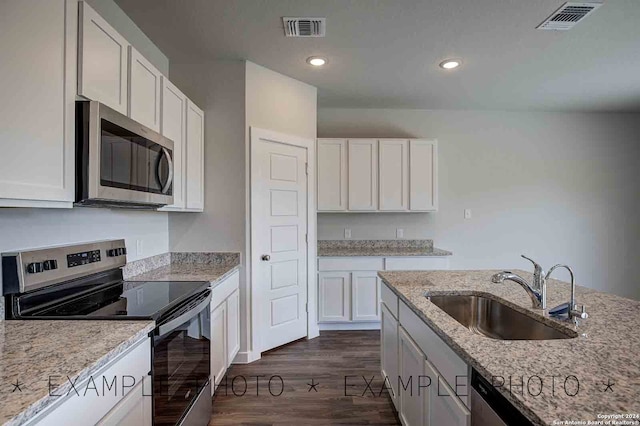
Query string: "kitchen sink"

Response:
xmin=428 ymin=294 xmax=577 ymax=340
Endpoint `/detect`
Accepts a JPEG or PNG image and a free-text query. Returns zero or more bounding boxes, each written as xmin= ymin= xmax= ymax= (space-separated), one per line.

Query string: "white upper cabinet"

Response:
xmin=317 ymin=138 xmax=437 ymax=213
xmin=185 ymin=100 xmax=205 ymax=211
xmin=128 ymin=46 xmax=161 ymax=131
xmin=379 ymin=139 xmax=409 ymax=211
xmin=0 ymin=0 xmax=76 ymax=208
xmin=317 ymin=139 xmax=347 ymax=211
xmin=159 ymin=77 xmax=187 ymax=210
xmin=348 ymin=139 xmax=378 ymax=211
xmin=78 ymin=1 xmax=129 ymax=114
xmin=410 ymin=140 xmax=438 ymax=211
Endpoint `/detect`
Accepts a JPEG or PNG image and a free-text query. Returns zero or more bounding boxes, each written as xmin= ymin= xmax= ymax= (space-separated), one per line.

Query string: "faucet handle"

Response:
xmin=521 ymin=255 xmax=543 ymax=273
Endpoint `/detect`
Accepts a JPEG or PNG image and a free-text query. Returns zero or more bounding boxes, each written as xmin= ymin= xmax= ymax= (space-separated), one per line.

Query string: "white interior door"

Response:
xmin=252 ymin=130 xmax=309 ymax=352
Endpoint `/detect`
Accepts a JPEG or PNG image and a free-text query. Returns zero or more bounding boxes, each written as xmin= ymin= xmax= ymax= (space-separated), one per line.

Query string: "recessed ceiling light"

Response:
xmin=307 ymin=56 xmax=327 ymax=66
xmin=439 ymin=59 xmax=462 ymax=70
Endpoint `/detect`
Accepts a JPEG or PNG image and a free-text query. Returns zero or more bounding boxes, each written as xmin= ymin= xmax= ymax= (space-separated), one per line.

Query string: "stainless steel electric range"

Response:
xmin=2 ymin=240 xmax=212 ymax=426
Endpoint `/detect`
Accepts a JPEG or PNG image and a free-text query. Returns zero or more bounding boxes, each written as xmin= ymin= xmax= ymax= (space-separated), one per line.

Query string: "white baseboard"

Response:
xmin=319 ymin=322 xmax=381 ymax=331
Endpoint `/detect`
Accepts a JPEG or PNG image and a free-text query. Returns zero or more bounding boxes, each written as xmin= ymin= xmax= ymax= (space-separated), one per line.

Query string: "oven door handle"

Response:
xmin=157 ymin=291 xmax=211 ymax=338
xmin=158 ymin=147 xmax=174 ymax=195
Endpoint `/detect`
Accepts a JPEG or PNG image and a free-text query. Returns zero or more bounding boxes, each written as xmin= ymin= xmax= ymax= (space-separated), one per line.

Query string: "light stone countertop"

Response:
xmin=317 ymin=239 xmax=452 ymax=257
xmin=126 ymin=262 xmax=240 ymax=288
xmin=318 ymin=247 xmax=452 ymax=257
xmin=0 ymin=320 xmax=154 ymax=426
xmin=378 ymin=270 xmax=640 ymax=426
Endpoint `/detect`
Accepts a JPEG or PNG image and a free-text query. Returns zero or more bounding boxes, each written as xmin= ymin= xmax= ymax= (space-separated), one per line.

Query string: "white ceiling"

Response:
xmin=114 ymin=0 xmax=640 ymax=112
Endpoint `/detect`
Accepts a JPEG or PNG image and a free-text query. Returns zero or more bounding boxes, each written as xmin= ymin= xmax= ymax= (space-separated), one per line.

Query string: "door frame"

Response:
xmin=249 ymin=127 xmax=319 ymax=358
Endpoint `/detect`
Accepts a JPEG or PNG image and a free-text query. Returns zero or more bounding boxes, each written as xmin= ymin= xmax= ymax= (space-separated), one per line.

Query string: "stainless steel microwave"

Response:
xmin=75 ymin=101 xmax=174 ymax=208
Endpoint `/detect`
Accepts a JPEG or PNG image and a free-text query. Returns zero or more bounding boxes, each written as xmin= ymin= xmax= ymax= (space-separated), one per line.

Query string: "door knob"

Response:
xmin=261 ymin=254 xmax=271 ymax=261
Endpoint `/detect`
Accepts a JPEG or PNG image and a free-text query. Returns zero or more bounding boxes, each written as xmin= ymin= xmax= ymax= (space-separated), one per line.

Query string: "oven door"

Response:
xmin=78 ymin=101 xmax=174 ymax=207
xmin=153 ymin=290 xmax=211 ymax=426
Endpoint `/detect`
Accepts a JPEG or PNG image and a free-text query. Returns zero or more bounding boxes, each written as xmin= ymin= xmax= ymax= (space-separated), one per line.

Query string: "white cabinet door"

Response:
xmin=159 ymin=77 xmax=187 ymax=210
xmin=97 ymin=380 xmax=151 ymax=426
xmin=317 ymin=139 xmax=347 ymax=211
xmin=78 ymin=1 xmax=129 ymax=114
xmin=226 ymin=289 xmax=240 ymax=366
xmin=348 ymin=139 xmax=378 ymax=211
xmin=409 ymin=139 xmax=438 ymax=211
xmin=210 ymin=301 xmax=227 ymax=392
xmin=0 ymin=0 xmax=75 ymax=207
xmin=185 ymin=100 xmax=205 ymax=211
xmin=399 ymin=327 xmax=428 ymax=426
xmin=379 ymin=140 xmax=409 ymax=211
xmin=425 ymin=359 xmax=470 ymax=426
xmin=318 ymin=272 xmax=350 ymax=322
xmin=351 ymin=272 xmax=380 ymax=322
xmin=381 ymin=303 xmax=399 ymax=410
xmin=128 ymin=47 xmax=161 ymax=131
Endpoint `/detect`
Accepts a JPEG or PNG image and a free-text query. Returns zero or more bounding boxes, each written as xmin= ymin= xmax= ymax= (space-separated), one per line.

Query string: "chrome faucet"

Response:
xmin=491 ymin=256 xmax=588 ymax=323
xmin=546 ymin=264 xmax=588 ymax=323
xmin=491 ymin=255 xmax=546 ymax=309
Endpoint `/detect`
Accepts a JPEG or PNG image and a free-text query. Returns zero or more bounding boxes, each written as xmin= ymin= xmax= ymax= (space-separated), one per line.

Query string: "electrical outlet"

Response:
xmin=344 ymin=229 xmax=352 ymax=239
xmin=464 ymin=209 xmax=472 ymax=219
xmin=136 ymin=239 xmax=144 ymax=256
xmin=396 ymin=228 xmax=404 ymax=238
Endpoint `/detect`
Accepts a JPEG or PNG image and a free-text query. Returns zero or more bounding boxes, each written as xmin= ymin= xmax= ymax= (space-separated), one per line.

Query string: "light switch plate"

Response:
xmin=344 ymin=229 xmax=352 ymax=239
xmin=396 ymin=228 xmax=404 ymax=238
xmin=464 ymin=209 xmax=472 ymax=219
xmin=136 ymin=239 xmax=144 ymax=256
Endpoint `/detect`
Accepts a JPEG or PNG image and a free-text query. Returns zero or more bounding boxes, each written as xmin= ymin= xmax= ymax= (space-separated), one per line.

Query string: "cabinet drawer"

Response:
xmin=318 ymin=257 xmax=384 ymax=271
xmin=211 ymin=270 xmax=240 ymax=309
xmin=399 ymin=301 xmax=469 ymax=407
xmin=381 ymin=282 xmax=398 ymax=318
xmin=384 ymin=257 xmax=449 ymax=271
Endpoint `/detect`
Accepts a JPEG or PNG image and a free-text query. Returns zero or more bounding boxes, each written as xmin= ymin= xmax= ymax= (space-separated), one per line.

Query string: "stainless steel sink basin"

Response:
xmin=428 ymin=294 xmax=577 ymax=340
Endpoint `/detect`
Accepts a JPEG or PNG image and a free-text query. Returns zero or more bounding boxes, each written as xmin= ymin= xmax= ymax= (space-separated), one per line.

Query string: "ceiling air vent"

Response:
xmin=537 ymin=2 xmax=602 ymax=31
xmin=282 ymin=17 xmax=326 ymax=37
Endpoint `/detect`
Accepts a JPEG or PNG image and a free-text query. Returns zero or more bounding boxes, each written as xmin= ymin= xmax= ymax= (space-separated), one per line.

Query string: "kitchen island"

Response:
xmin=379 ymin=269 xmax=640 ymax=425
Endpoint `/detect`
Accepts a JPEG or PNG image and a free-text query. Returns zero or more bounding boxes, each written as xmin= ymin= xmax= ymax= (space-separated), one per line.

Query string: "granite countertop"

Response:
xmin=0 ymin=320 xmax=154 ymax=426
xmin=379 ymin=270 xmax=640 ymax=426
xmin=317 ymin=239 xmax=452 ymax=257
xmin=126 ymin=254 xmax=240 ymax=288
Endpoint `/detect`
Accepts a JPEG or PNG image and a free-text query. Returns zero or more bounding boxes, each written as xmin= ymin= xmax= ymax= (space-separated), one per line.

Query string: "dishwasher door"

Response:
xmin=470 ymin=369 xmax=533 ymax=426
xmin=471 ymin=387 xmax=507 ymax=426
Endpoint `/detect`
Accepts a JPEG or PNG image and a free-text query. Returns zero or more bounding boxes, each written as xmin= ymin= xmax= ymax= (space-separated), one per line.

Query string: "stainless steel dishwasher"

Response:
xmin=471 ymin=369 xmax=533 ymax=426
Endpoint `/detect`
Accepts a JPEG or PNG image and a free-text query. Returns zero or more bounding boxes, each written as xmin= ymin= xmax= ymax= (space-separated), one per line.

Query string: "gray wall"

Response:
xmin=85 ymin=0 xmax=169 ymax=75
xmin=169 ymin=61 xmax=317 ymax=357
xmin=318 ymin=108 xmax=640 ymax=299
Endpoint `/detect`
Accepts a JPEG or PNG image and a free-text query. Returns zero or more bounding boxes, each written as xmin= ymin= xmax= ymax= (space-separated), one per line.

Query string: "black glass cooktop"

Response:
xmin=26 ymin=280 xmax=209 ymax=320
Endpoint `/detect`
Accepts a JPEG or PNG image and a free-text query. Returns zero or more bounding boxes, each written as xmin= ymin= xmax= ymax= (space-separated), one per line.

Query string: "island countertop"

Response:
xmin=378 ymin=269 xmax=640 ymax=426
xmin=0 ymin=320 xmax=154 ymax=426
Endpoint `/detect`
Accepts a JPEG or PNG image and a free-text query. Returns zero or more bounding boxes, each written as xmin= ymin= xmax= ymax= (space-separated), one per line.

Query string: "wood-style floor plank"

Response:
xmin=210 ymin=331 xmax=400 ymax=425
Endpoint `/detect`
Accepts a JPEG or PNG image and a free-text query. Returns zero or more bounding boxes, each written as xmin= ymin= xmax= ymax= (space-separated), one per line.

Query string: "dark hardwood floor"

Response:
xmin=210 ymin=331 xmax=400 ymax=425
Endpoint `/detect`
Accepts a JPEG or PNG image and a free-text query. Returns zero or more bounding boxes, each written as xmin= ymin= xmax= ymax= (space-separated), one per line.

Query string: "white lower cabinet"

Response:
xmin=318 ymin=272 xmax=351 ymax=322
xmin=352 ymin=272 xmax=381 ymax=321
xmin=398 ymin=327 xmax=428 ymax=426
xmin=381 ymin=304 xmax=399 ymax=410
xmin=318 ymin=256 xmax=449 ymax=329
xmin=425 ymin=359 xmax=470 ymax=426
xmin=30 ymin=338 xmax=151 ymax=426
xmin=210 ymin=300 xmax=227 ymax=388
xmin=382 ymin=283 xmax=469 ymax=426
xmin=226 ymin=289 xmax=240 ymax=366
xmin=210 ymin=270 xmax=240 ymax=395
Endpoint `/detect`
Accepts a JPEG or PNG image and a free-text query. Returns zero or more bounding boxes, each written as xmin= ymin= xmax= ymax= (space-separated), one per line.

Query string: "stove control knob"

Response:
xmin=27 ymin=262 xmax=44 ymax=274
xmin=43 ymin=259 xmax=58 ymax=271
xmin=107 ymin=249 xmax=117 ymax=257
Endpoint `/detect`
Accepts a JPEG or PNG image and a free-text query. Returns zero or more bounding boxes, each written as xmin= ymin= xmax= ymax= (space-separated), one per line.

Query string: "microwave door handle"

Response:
xmin=158 ymin=147 xmax=173 ymax=194
xmin=157 ymin=292 xmax=211 ymax=338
